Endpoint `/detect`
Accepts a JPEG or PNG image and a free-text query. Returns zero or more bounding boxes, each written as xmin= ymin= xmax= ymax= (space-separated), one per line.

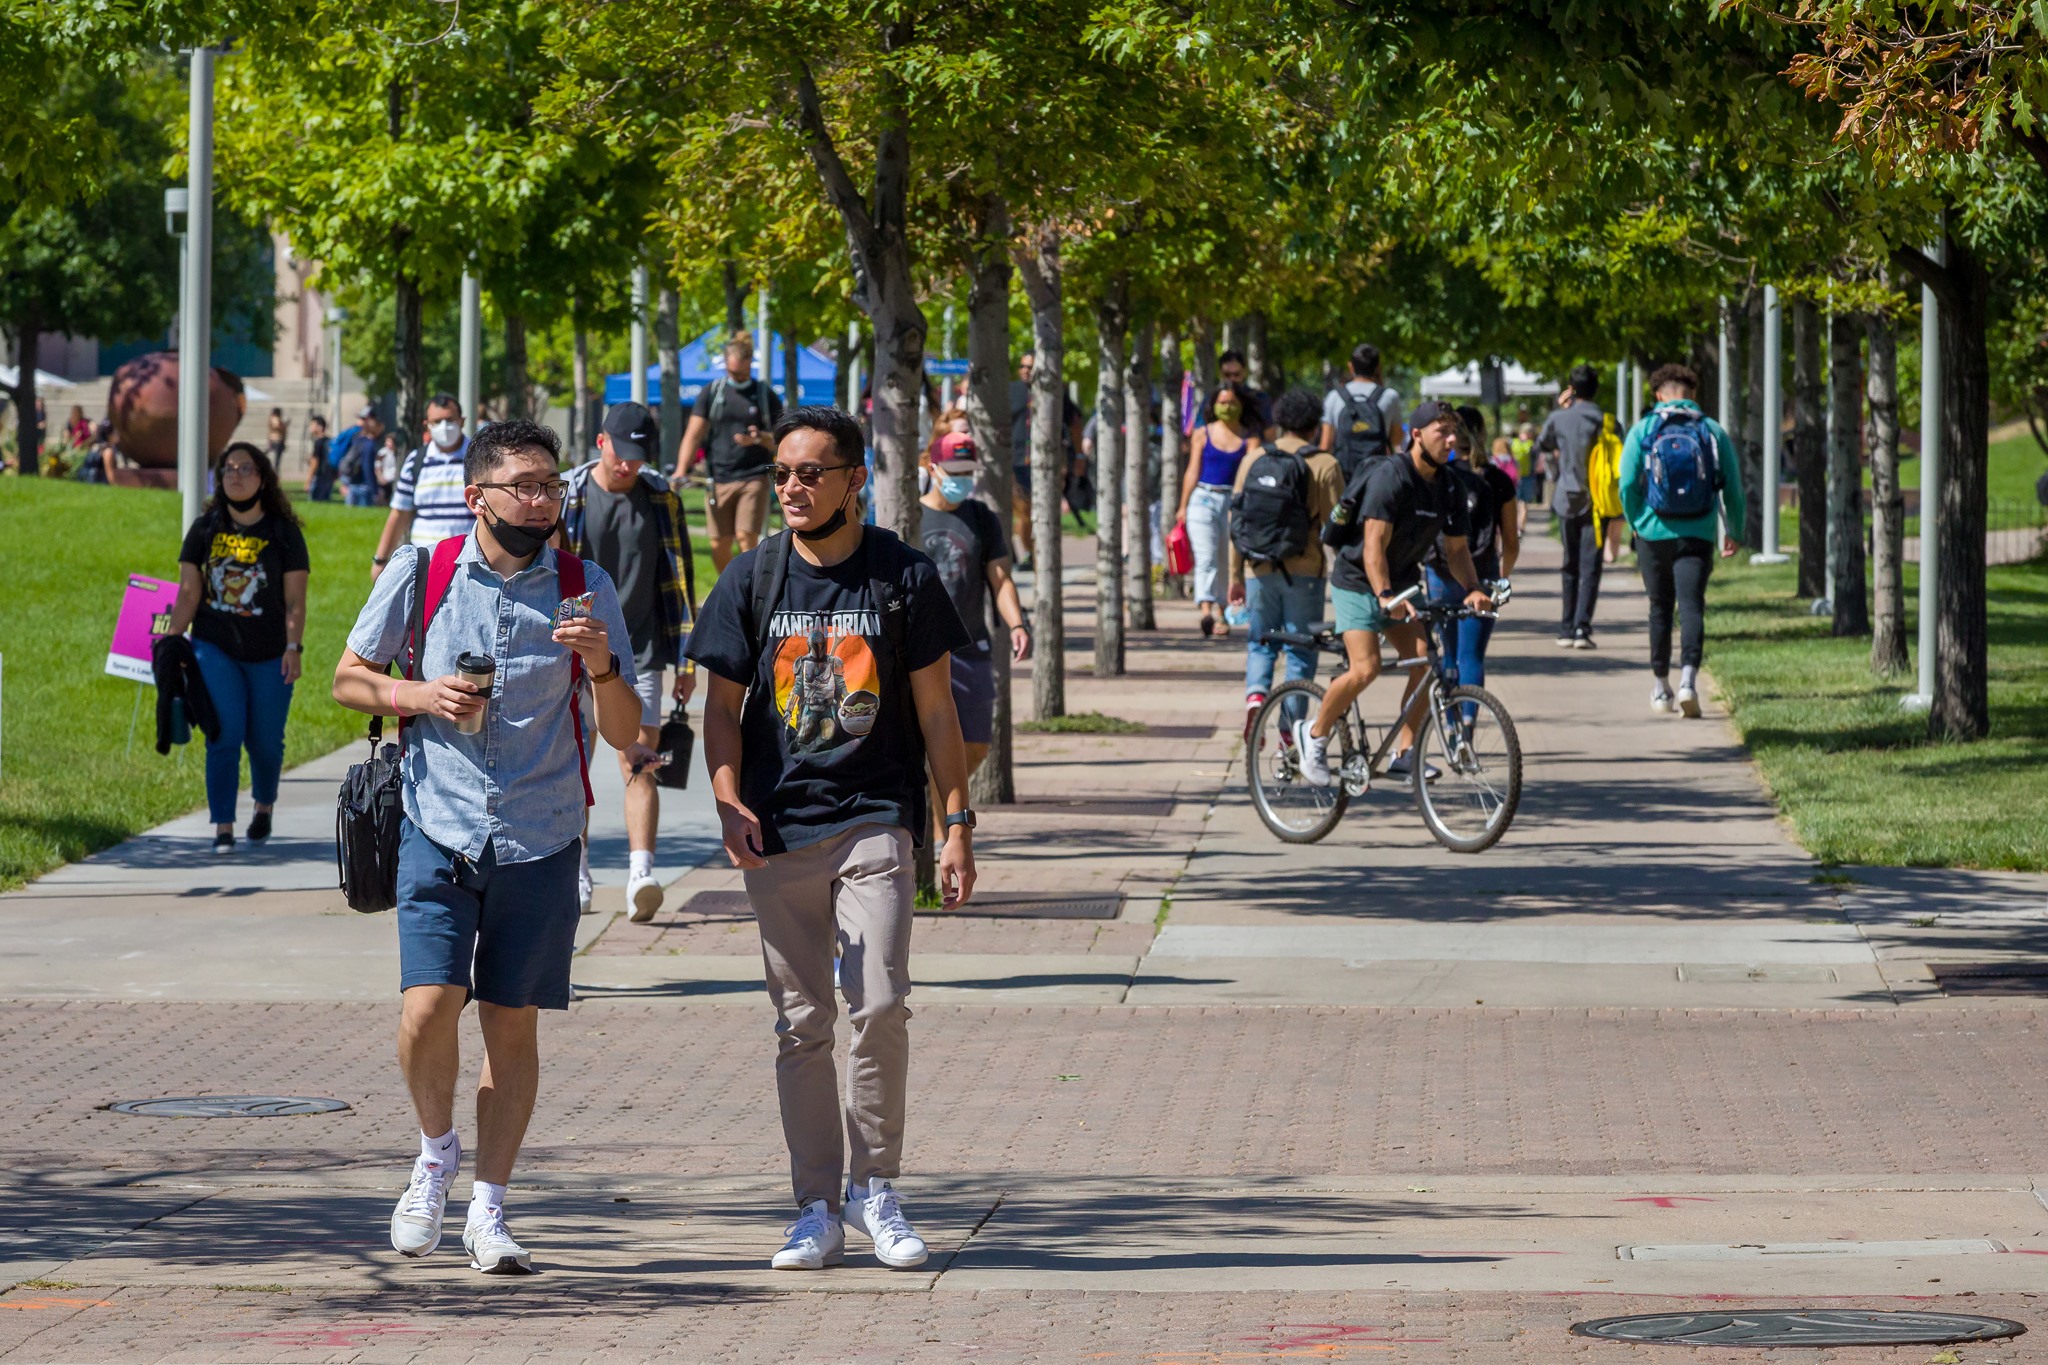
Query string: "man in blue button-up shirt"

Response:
xmin=334 ymin=419 xmax=649 ymax=1276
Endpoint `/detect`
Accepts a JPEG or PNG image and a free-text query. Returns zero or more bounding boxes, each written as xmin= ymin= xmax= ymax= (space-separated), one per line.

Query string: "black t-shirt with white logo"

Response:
xmin=1331 ymin=455 xmax=1471 ymax=596
xmin=178 ymin=510 xmax=311 ymax=661
xmin=919 ymin=499 xmax=1008 ymax=654
xmin=686 ymin=531 xmax=970 ymax=854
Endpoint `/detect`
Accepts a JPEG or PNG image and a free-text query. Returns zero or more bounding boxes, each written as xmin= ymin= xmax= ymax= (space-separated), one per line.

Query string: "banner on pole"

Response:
xmin=107 ymin=574 xmax=177 ymax=684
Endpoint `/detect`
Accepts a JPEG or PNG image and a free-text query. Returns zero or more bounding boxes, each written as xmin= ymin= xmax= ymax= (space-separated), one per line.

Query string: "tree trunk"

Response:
xmin=656 ymin=285 xmax=682 ymax=464
xmin=1191 ymin=316 xmax=1218 ymax=430
xmin=1221 ymin=316 xmax=1247 ymax=360
xmin=1791 ymin=297 xmax=1826 ymax=597
xmin=960 ymin=192 xmax=1015 ymax=806
xmin=571 ymin=318 xmax=590 ymax=462
xmin=1157 ymin=327 xmax=1186 ymax=597
xmin=1015 ymin=222 xmax=1067 ymax=720
xmin=1245 ymin=309 xmax=1274 ymax=395
xmin=1093 ymin=274 xmax=1129 ymax=678
xmin=1124 ymin=315 xmax=1156 ymax=631
xmin=789 ymin=45 xmax=926 ymax=539
xmin=1740 ymin=288 xmax=1765 ymax=549
xmin=1826 ymin=308 xmax=1869 ymax=636
xmin=722 ymin=257 xmax=746 ymax=335
xmin=6 ymin=320 xmax=42 ymax=476
xmin=395 ymin=272 xmax=426 ymax=439
xmin=783 ymin=326 xmax=803 ymax=410
xmin=1929 ymin=233 xmax=1991 ymax=740
xmin=1865 ymin=305 xmax=1908 ymax=675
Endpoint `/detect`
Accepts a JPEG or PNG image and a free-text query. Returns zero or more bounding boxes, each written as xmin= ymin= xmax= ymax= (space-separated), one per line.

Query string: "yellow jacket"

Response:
xmin=1589 ymin=412 xmax=1625 ymax=520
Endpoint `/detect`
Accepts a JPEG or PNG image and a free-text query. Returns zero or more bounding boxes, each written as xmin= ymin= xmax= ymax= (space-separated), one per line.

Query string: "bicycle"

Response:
xmin=1246 ymin=578 xmax=1523 ymax=852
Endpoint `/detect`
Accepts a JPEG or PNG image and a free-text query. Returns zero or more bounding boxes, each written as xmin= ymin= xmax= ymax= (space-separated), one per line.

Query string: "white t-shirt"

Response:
xmin=1321 ymin=379 xmax=1403 ymax=432
xmin=392 ymin=440 xmax=476 ymax=546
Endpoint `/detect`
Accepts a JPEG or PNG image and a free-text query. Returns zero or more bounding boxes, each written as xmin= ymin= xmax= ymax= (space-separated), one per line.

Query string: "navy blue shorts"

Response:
xmin=396 ymin=820 xmax=583 ymax=1010
xmin=950 ymin=653 xmax=995 ymax=745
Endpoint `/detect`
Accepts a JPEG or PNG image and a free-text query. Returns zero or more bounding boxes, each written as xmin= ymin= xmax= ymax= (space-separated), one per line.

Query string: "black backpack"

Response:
xmin=1330 ymin=383 xmax=1389 ymax=483
xmin=1229 ymin=446 xmax=1313 ymax=574
xmin=335 ymin=551 xmax=426 ymax=913
xmin=744 ymin=529 xmax=930 ymax=846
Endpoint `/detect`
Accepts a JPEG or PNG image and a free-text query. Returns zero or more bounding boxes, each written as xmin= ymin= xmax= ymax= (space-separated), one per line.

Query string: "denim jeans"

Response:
xmin=345 ymin=484 xmax=376 ymax=507
xmin=1185 ymin=484 xmax=1232 ymax=607
xmin=191 ymin=639 xmax=294 ymax=825
xmin=1425 ymin=567 xmax=1496 ymax=692
xmin=1638 ymin=535 xmax=1714 ymax=675
xmin=1244 ymin=571 xmax=1324 ymax=698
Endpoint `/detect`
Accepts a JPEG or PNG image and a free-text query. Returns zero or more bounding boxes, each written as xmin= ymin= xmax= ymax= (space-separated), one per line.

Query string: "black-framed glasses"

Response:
xmin=476 ymin=478 xmax=569 ymax=503
xmin=771 ymin=461 xmax=857 ymax=488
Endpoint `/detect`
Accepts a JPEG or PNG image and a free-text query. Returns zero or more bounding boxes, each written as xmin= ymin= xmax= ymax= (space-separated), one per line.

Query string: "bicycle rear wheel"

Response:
xmin=1248 ymin=679 xmax=1350 ymax=843
xmin=1412 ymin=684 xmax=1521 ymax=853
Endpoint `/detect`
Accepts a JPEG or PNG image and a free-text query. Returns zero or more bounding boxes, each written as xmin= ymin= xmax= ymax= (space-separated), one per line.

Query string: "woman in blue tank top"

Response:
xmin=1174 ymin=380 xmax=1258 ymax=637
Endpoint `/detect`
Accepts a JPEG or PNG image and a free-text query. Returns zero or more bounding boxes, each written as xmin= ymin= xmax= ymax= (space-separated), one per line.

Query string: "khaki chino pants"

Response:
xmin=743 ymin=822 xmax=914 ymax=1209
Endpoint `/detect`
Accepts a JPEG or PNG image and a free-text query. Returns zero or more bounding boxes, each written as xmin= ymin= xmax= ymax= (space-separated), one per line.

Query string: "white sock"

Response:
xmin=629 ymin=849 xmax=653 ymax=879
xmin=419 ymin=1128 xmax=460 ymax=1169
xmin=1652 ymin=675 xmax=1671 ymax=696
xmin=578 ymin=839 xmax=591 ymax=884
xmin=469 ymin=1180 xmax=507 ymax=1219
xmin=848 ymin=1180 xmax=868 ymax=1201
xmin=1680 ymin=664 xmax=1699 ymax=692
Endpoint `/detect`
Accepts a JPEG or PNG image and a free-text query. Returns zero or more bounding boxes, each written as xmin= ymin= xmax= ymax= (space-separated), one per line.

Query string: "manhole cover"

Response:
xmin=1929 ymin=961 xmax=2048 ymax=996
xmin=1017 ymin=796 xmax=1177 ymax=818
xmin=1571 ymin=1310 xmax=2024 ymax=1347
xmin=105 ymin=1096 xmax=352 ymax=1118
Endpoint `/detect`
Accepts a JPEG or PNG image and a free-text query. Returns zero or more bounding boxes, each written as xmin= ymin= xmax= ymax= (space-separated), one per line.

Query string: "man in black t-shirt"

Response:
xmin=686 ymin=405 xmax=976 ymax=1276
xmin=1297 ymin=399 xmax=1493 ymax=787
xmin=678 ymin=333 xmax=785 ymax=570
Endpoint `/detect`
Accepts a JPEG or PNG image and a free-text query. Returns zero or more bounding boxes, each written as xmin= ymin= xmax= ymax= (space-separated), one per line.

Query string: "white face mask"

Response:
xmin=430 ymin=419 xmax=464 ymax=450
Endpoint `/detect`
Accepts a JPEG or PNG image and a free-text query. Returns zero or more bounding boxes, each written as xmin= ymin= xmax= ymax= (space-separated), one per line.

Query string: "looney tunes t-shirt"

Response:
xmin=178 ymin=510 xmax=310 ymax=661
xmin=686 ymin=531 xmax=969 ymax=853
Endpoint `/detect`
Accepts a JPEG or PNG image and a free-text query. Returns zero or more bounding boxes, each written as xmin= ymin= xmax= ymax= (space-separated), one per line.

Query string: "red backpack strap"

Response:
xmin=416 ymin=536 xmax=467 ymax=676
xmin=555 ymin=550 xmax=595 ymax=809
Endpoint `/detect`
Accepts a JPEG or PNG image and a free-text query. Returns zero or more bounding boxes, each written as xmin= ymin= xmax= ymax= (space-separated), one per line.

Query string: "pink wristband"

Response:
xmin=390 ymin=680 xmax=407 ymax=717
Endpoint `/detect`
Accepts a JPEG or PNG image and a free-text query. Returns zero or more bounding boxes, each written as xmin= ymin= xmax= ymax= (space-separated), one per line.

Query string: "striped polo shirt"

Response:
xmin=392 ymin=440 xmax=475 ymax=546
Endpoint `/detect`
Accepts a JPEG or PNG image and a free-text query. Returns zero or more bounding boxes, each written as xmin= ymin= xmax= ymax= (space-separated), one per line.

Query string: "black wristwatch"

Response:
xmin=944 ymin=810 xmax=977 ymax=832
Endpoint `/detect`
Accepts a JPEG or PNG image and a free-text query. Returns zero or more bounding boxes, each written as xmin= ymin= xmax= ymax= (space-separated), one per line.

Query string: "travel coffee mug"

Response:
xmin=454 ymin=652 xmax=495 ymax=735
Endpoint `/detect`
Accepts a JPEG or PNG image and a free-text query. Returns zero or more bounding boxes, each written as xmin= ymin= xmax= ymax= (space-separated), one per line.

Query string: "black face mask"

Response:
xmin=793 ymin=480 xmax=856 ymax=542
xmin=483 ymin=504 xmax=558 ymax=559
xmin=226 ymin=492 xmax=261 ymax=513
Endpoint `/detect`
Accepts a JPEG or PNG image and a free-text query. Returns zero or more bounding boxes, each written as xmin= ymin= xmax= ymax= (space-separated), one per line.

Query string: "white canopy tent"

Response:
xmin=0 ymin=366 xmax=79 ymax=391
xmin=1418 ymin=362 xmax=1558 ymax=400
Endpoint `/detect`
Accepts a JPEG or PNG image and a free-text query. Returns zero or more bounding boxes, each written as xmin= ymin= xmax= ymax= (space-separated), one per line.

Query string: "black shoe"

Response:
xmin=1572 ymin=632 xmax=1597 ymax=650
xmin=212 ymin=831 xmax=235 ymax=856
xmin=1554 ymin=632 xmax=1576 ymax=647
xmin=247 ymin=810 xmax=272 ymax=842
xmin=1200 ymin=615 xmax=1215 ymax=638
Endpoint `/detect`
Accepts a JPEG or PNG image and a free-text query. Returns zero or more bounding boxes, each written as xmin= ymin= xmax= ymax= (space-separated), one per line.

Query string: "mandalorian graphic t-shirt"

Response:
xmin=687 ymin=530 xmax=969 ymax=854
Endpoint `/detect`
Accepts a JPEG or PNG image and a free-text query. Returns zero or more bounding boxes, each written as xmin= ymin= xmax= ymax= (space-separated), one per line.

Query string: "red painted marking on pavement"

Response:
xmin=1616 ymin=1196 xmax=1718 ymax=1208
xmin=2007 ymin=1248 xmax=2048 ymax=1254
xmin=222 ymin=1322 xmax=432 ymax=1348
xmin=0 ymin=1298 xmax=110 ymax=1311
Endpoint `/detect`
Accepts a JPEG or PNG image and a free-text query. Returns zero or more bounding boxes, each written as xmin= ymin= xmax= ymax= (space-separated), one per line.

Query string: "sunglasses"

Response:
xmin=771 ymin=461 xmax=857 ymax=488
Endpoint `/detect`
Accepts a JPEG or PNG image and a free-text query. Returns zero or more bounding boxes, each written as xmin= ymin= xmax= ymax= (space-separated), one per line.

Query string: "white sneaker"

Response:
xmin=1651 ymin=687 xmax=1675 ymax=714
xmin=844 ymin=1178 xmax=929 ymax=1268
xmin=463 ymin=1204 xmax=533 ymax=1274
xmin=1677 ymin=685 xmax=1701 ymax=718
xmin=771 ymin=1198 xmax=844 ymax=1270
xmin=1292 ymin=719 xmax=1332 ymax=788
xmin=389 ymin=1155 xmax=456 ymax=1257
xmin=627 ymin=870 xmax=663 ymax=924
xmin=577 ymin=873 xmax=594 ymax=916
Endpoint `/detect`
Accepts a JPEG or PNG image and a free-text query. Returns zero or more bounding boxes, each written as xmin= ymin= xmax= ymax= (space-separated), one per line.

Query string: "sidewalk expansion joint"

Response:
xmin=929 ymin=1189 xmax=1006 ymax=1286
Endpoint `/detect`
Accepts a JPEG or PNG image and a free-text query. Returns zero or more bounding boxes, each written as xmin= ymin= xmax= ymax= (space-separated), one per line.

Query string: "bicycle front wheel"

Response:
xmin=1412 ymin=684 xmax=1522 ymax=853
xmin=1248 ymin=679 xmax=1349 ymax=844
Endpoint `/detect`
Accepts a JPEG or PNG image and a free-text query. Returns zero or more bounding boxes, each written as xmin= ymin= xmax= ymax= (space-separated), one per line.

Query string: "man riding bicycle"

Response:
xmin=1296 ymin=400 xmax=1494 ymax=787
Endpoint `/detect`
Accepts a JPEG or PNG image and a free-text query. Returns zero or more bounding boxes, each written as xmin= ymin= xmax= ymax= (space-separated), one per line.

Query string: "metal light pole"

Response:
xmin=1614 ymin=360 xmax=1627 ymax=427
xmin=1716 ymin=297 xmax=1733 ymax=424
xmin=629 ymin=264 xmax=649 ymax=406
xmin=1904 ymin=248 xmax=1943 ymax=710
xmin=176 ymin=46 xmax=216 ymax=531
xmin=1754 ymin=285 xmax=1789 ymax=564
xmin=458 ymin=272 xmax=481 ymax=433
xmin=326 ymin=305 xmax=346 ymax=436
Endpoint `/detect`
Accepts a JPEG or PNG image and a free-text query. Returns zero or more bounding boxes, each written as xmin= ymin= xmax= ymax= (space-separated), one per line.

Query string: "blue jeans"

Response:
xmin=1425 ymin=567 xmax=1495 ymax=691
xmin=192 ymin=639 xmax=294 ymax=825
xmin=345 ymin=483 xmax=376 ymax=507
xmin=1244 ymin=571 xmax=1324 ymax=697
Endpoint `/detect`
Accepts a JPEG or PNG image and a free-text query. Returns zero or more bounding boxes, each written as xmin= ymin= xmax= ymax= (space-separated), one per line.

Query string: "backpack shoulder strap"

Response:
xmin=747 ymin=531 xmax=794 ymax=659
xmin=412 ymin=538 xmax=467 ymax=679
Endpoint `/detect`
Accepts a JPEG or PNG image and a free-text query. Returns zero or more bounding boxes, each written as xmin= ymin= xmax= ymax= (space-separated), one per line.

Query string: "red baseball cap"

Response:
xmin=934 ymin=432 xmax=979 ymax=472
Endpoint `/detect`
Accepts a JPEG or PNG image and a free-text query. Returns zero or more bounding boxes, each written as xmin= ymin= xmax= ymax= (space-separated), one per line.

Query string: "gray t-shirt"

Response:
xmin=584 ymin=478 xmax=665 ymax=676
xmin=1321 ymin=379 xmax=1403 ymax=431
xmin=1537 ymin=401 xmax=1605 ymax=515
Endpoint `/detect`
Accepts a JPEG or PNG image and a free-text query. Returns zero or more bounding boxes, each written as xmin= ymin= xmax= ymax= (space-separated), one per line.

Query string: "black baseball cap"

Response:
xmin=603 ymin=401 xmax=660 ymax=463
xmin=1406 ymin=398 xmax=1456 ymax=430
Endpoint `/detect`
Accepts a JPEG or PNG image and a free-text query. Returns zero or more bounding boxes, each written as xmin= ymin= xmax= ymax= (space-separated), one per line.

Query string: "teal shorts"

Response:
xmin=1331 ymin=587 xmax=1391 ymax=635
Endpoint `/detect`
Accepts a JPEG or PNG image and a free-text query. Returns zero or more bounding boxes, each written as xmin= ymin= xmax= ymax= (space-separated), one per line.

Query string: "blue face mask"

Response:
xmin=938 ymin=473 xmax=976 ymax=504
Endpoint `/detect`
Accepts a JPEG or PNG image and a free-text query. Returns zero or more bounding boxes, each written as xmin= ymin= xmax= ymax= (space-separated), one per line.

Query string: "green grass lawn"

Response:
xmin=0 ymin=478 xmax=390 ymax=890
xmin=1897 ymin=428 xmax=2047 ymax=533
xmin=1705 ymin=552 xmax=2048 ymax=870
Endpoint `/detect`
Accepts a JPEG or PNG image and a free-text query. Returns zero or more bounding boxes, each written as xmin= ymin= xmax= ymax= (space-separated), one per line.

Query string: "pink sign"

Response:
xmin=106 ymin=574 xmax=178 ymax=684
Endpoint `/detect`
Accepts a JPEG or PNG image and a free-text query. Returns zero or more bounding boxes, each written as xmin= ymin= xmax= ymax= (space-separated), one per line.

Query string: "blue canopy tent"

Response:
xmin=604 ymin=330 xmax=837 ymax=407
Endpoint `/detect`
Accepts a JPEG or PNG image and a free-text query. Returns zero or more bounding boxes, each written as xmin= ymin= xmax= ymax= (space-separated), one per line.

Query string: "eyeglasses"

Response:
xmin=771 ymin=462 xmax=856 ymax=488
xmin=476 ymin=478 xmax=569 ymax=503
xmin=219 ymin=462 xmax=260 ymax=478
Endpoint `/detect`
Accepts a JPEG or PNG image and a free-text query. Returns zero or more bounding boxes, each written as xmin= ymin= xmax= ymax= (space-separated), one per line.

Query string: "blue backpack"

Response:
xmin=1643 ymin=407 xmax=1719 ymax=519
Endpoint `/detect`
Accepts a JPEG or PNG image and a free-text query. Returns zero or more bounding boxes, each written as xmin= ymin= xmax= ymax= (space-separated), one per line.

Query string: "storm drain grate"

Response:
xmin=1142 ymin=725 xmax=1221 ymax=740
xmin=105 ymin=1096 xmax=352 ymax=1119
xmin=1571 ymin=1309 xmax=2024 ymax=1347
xmin=1016 ymin=796 xmax=1177 ymax=818
xmin=1928 ymin=961 xmax=2048 ymax=996
xmin=942 ymin=893 xmax=1125 ymax=921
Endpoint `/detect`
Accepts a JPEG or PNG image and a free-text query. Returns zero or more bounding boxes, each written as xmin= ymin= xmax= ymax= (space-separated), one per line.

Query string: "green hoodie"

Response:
xmin=1619 ymin=399 xmax=1746 ymax=543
